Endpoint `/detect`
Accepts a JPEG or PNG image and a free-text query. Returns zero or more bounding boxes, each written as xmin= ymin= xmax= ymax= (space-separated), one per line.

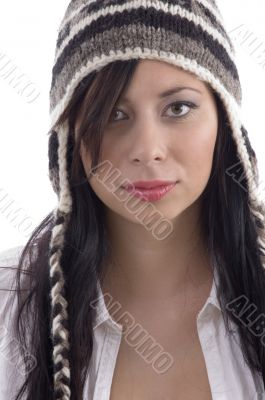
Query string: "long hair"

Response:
xmin=8 ymin=59 xmax=265 ymax=399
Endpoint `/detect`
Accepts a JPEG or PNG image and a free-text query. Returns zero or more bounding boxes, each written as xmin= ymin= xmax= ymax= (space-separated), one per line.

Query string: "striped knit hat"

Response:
xmin=47 ymin=0 xmax=265 ymax=398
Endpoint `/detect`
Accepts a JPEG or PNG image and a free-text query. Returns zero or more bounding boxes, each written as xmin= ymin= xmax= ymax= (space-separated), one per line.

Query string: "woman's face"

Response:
xmin=77 ymin=59 xmax=218 ymax=224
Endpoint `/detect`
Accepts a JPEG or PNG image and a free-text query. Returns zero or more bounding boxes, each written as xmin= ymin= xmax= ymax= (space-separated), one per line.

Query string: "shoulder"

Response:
xmin=0 ymin=245 xmax=25 ymax=268
xmin=0 ymin=245 xmax=28 ymax=398
xmin=0 ymin=245 xmax=25 ymax=316
xmin=0 ymin=245 xmax=25 ymax=289
xmin=0 ymin=245 xmax=25 ymax=264
xmin=0 ymin=245 xmax=25 ymax=267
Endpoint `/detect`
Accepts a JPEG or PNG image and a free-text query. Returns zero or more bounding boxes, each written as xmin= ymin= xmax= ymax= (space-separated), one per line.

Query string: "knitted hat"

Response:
xmin=47 ymin=0 xmax=265 ymax=397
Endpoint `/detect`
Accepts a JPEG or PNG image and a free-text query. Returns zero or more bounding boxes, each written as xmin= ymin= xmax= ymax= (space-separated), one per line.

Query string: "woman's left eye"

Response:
xmin=108 ymin=101 xmax=198 ymax=123
xmin=165 ymin=101 xmax=198 ymax=119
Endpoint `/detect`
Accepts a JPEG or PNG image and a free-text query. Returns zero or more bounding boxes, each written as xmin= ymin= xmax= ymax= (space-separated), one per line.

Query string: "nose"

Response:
xmin=128 ymin=118 xmax=166 ymax=166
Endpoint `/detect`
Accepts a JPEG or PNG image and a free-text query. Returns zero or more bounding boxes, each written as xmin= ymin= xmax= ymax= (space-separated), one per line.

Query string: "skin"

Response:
xmin=75 ymin=59 xmax=218 ymax=312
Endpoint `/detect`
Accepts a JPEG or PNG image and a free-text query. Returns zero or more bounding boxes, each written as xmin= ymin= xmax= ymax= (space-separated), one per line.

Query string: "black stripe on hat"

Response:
xmin=56 ymin=0 xmax=193 ymax=49
xmin=196 ymin=2 xmax=232 ymax=46
xmin=52 ymin=6 xmax=239 ymax=88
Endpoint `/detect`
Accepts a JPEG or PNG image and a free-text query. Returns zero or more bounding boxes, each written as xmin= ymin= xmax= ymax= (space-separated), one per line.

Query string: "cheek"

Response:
xmin=80 ymin=138 xmax=116 ymax=174
xmin=191 ymin=113 xmax=217 ymax=157
xmin=191 ymin=134 xmax=216 ymax=169
xmin=80 ymin=140 xmax=122 ymax=198
xmin=176 ymin=122 xmax=217 ymax=189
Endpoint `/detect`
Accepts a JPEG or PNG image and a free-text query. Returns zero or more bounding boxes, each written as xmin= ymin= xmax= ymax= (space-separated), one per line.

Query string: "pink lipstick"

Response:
xmin=122 ymin=180 xmax=178 ymax=201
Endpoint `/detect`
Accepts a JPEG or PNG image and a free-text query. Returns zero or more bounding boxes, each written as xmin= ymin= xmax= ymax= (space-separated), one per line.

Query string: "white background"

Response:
xmin=0 ymin=1 xmax=265 ymax=252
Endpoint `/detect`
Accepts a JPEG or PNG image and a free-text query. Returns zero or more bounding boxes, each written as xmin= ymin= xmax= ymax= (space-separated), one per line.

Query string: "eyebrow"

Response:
xmin=158 ymin=86 xmax=202 ymax=98
xmin=121 ymin=86 xmax=202 ymax=103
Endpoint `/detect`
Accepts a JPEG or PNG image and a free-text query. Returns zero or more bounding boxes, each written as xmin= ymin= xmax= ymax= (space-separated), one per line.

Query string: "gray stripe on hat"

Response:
xmin=50 ymin=25 xmax=241 ymax=111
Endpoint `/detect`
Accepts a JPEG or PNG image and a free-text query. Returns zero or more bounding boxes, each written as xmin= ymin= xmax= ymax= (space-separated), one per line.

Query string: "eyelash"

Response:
xmin=109 ymin=101 xmax=199 ymax=123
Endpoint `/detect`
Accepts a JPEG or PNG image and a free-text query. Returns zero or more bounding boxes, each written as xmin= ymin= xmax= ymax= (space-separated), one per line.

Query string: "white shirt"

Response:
xmin=0 ymin=245 xmax=264 ymax=400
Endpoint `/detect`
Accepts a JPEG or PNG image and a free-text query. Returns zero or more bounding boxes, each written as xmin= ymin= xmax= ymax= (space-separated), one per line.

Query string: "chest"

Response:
xmin=109 ymin=318 xmax=212 ymax=400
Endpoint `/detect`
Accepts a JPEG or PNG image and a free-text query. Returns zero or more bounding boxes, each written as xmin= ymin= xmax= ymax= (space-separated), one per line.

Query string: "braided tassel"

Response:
xmin=48 ymin=119 xmax=73 ymax=399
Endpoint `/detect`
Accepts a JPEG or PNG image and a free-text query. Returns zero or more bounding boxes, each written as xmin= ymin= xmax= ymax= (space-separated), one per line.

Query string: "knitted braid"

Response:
xmin=48 ymin=119 xmax=72 ymax=399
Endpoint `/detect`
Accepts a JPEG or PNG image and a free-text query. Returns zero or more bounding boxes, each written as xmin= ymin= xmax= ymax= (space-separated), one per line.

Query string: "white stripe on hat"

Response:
xmin=53 ymin=0 xmax=236 ymax=69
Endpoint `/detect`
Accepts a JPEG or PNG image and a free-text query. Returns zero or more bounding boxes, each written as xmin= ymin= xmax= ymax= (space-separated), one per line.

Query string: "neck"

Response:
xmin=101 ymin=200 xmax=212 ymax=304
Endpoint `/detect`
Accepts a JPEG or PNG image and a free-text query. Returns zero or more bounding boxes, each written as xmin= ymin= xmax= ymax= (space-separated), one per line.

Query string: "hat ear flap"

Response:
xmin=240 ymin=125 xmax=265 ymax=247
xmin=48 ymin=129 xmax=60 ymax=197
xmin=241 ymin=125 xmax=256 ymax=159
xmin=241 ymin=124 xmax=259 ymax=188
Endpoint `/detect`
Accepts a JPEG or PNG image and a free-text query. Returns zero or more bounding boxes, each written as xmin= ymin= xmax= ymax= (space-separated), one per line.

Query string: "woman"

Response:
xmin=1 ymin=0 xmax=265 ymax=399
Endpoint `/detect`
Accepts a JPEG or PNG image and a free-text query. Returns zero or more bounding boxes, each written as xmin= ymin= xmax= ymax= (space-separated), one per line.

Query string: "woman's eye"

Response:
xmin=109 ymin=101 xmax=198 ymax=122
xmin=110 ymin=109 xmax=125 ymax=122
xmin=165 ymin=101 xmax=198 ymax=119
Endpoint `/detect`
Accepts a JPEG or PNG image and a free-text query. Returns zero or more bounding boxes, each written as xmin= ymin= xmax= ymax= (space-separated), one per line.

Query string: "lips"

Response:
xmin=122 ymin=180 xmax=177 ymax=190
xmin=121 ymin=181 xmax=178 ymax=202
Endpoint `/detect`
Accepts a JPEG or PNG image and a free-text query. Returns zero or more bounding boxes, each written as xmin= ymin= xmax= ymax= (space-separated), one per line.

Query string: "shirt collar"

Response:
xmin=93 ymin=267 xmax=221 ymax=331
xmin=207 ymin=266 xmax=221 ymax=311
xmin=93 ymin=280 xmax=123 ymax=331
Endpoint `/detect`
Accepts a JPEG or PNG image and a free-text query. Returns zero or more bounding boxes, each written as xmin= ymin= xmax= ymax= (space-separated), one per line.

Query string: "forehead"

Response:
xmin=124 ymin=59 xmax=209 ymax=94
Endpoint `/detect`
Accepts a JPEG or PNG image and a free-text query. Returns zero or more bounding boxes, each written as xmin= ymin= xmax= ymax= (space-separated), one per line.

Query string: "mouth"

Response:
xmin=121 ymin=181 xmax=179 ymax=202
xmin=121 ymin=180 xmax=179 ymax=190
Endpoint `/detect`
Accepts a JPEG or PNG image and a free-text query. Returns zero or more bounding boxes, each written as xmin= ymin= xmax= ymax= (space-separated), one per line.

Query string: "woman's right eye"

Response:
xmin=109 ymin=108 xmax=126 ymax=122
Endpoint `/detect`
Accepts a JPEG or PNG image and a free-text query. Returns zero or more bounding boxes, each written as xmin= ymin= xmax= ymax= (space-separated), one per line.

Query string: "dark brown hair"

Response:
xmin=9 ymin=59 xmax=265 ymax=399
